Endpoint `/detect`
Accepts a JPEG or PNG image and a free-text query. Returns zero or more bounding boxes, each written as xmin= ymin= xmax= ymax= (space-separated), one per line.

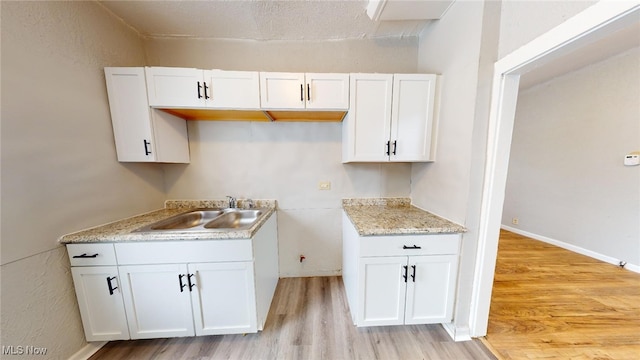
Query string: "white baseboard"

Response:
xmin=279 ymin=269 xmax=342 ymax=278
xmin=441 ymin=323 xmax=471 ymax=342
xmin=501 ymin=225 xmax=640 ymax=274
xmin=67 ymin=341 xmax=107 ymax=360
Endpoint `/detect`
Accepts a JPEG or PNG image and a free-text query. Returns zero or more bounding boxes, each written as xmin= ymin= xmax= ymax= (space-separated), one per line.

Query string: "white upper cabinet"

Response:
xmin=260 ymin=72 xmax=349 ymax=110
xmin=145 ymin=67 xmax=204 ymax=108
xmin=145 ymin=67 xmax=260 ymax=109
xmin=343 ymin=73 xmax=438 ymax=163
xmin=390 ymin=74 xmax=437 ymax=162
xmin=205 ymin=70 xmax=261 ymax=109
xmin=342 ymin=74 xmax=394 ymax=162
xmin=104 ymin=67 xmax=189 ymax=163
xmin=305 ymin=73 xmax=350 ymax=109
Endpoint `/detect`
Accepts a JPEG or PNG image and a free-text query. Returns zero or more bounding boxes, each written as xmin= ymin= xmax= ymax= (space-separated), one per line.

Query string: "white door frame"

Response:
xmin=470 ymin=1 xmax=640 ymax=337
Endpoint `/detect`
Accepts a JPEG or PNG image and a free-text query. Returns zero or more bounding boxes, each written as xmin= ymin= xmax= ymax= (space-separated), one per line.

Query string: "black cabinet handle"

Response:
xmin=403 ymin=245 xmax=422 ymax=250
xmin=386 ymin=141 xmax=390 ymax=156
xmin=197 ymin=81 xmax=203 ymax=99
xmin=402 ymin=265 xmax=408 ymax=283
xmin=106 ymin=276 xmax=118 ymax=295
xmin=72 ymin=253 xmax=99 ymax=258
xmin=307 ymin=83 xmax=310 ymax=101
xmin=411 ymin=265 xmax=416 ymax=282
xmin=178 ymin=274 xmax=187 ymax=292
xmin=392 ymin=140 xmax=397 ymax=155
xmin=187 ymin=274 xmax=196 ymax=291
xmin=143 ymin=140 xmax=152 ymax=156
xmin=204 ymin=82 xmax=210 ymax=100
xmin=300 ymin=84 xmax=304 ymax=102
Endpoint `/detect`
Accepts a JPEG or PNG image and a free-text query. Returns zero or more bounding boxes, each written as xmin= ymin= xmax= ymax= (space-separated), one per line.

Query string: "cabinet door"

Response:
xmin=342 ymin=74 xmax=394 ymax=162
xmin=205 ymin=70 xmax=260 ymax=109
xmin=150 ymin=109 xmax=190 ymax=163
xmin=189 ymin=262 xmax=257 ymax=335
xmin=104 ymin=67 xmax=156 ymax=162
xmin=357 ymin=256 xmax=407 ymax=326
xmin=390 ymin=74 xmax=437 ymax=162
xmin=145 ymin=67 xmax=205 ymax=108
xmin=119 ymin=264 xmax=195 ymax=339
xmin=404 ymin=255 xmax=458 ymax=325
xmin=260 ymin=72 xmax=306 ymax=109
xmin=71 ymin=267 xmax=129 ymax=341
xmin=305 ymin=73 xmax=349 ymax=110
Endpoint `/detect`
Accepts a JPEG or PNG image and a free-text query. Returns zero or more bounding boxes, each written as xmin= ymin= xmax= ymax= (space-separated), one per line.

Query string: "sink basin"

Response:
xmin=133 ymin=208 xmax=266 ymax=232
xmin=204 ymin=209 xmax=264 ymax=229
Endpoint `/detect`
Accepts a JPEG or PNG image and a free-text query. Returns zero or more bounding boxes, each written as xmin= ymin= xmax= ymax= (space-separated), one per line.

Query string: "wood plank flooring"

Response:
xmin=90 ymin=276 xmax=495 ymax=360
xmin=484 ymin=230 xmax=640 ymax=360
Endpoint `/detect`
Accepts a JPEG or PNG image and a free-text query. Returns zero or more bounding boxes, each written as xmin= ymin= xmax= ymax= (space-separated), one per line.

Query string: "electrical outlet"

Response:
xmin=512 ymin=217 xmax=519 ymax=225
xmin=318 ymin=181 xmax=331 ymax=190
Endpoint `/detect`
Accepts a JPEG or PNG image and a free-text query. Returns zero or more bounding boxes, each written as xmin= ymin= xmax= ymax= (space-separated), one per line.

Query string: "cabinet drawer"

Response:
xmin=115 ymin=240 xmax=253 ymax=265
xmin=359 ymin=234 xmax=460 ymax=257
xmin=67 ymin=243 xmax=117 ymax=266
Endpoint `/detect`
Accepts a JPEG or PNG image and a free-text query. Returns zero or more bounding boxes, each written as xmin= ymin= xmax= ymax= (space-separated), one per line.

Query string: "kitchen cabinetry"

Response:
xmin=104 ymin=67 xmax=190 ymax=163
xmin=118 ymin=263 xmax=195 ymax=339
xmin=145 ymin=67 xmax=261 ymax=109
xmin=260 ymin=72 xmax=349 ymax=110
xmin=342 ymin=73 xmax=438 ymax=163
xmin=68 ymin=244 xmax=129 ymax=341
xmin=67 ymin=213 xmax=278 ymax=341
xmin=118 ymin=260 xmax=257 ymax=339
xmin=342 ymin=212 xmax=459 ymax=327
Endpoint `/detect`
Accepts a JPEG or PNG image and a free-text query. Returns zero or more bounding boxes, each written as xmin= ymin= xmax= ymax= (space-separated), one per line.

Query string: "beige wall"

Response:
xmin=1 ymin=1 xmax=161 ymax=358
xmin=503 ymin=47 xmax=640 ymax=267
xmin=498 ymin=0 xmax=597 ymax=58
xmin=151 ymin=37 xmax=419 ymax=276
xmin=412 ymin=0 xmax=501 ymax=335
xmin=144 ymin=37 xmax=418 ymax=73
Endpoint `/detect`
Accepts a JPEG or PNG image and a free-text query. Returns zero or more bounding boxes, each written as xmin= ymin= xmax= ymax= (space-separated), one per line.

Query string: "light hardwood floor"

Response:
xmin=90 ymin=276 xmax=495 ymax=360
xmin=484 ymin=230 xmax=640 ymax=360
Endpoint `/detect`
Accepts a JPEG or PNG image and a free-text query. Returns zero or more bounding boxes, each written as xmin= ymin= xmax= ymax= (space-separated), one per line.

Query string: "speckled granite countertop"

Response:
xmin=342 ymin=198 xmax=466 ymax=236
xmin=59 ymin=200 xmax=277 ymax=244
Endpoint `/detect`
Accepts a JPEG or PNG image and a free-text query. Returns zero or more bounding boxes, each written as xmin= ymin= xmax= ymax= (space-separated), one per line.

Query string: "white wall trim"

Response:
xmin=501 ymin=225 xmax=640 ymax=274
xmin=442 ymin=323 xmax=472 ymax=342
xmin=67 ymin=342 xmax=107 ymax=360
xmin=279 ymin=269 xmax=341 ymax=278
xmin=470 ymin=1 xmax=640 ymax=338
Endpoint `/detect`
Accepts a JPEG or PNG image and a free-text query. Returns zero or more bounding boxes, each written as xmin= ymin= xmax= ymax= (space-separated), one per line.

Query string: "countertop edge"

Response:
xmin=342 ymin=201 xmax=467 ymax=236
xmin=60 ymin=202 xmax=277 ymax=244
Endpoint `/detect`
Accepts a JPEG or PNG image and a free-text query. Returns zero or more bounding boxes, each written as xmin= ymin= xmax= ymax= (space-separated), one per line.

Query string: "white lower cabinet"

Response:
xmin=119 ymin=261 xmax=257 ymax=339
xmin=118 ymin=264 xmax=195 ymax=339
xmin=189 ymin=262 xmax=257 ymax=336
xmin=71 ymin=266 xmax=129 ymax=341
xmin=342 ymin=211 xmax=460 ymax=327
xmin=67 ymin=213 xmax=279 ymax=342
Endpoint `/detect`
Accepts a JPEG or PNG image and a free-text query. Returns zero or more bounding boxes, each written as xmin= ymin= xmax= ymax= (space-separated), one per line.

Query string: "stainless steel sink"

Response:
xmin=204 ymin=209 xmax=264 ymax=229
xmin=133 ymin=208 xmax=266 ymax=232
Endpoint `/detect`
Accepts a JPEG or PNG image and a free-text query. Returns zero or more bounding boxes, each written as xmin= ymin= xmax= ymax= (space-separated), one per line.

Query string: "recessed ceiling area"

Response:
xmin=519 ymin=8 xmax=640 ymax=89
xmin=98 ymin=0 xmax=453 ymax=41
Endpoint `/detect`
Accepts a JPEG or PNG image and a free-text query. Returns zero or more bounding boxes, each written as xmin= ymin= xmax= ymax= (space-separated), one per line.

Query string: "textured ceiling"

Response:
xmin=98 ymin=0 xmax=435 ymax=41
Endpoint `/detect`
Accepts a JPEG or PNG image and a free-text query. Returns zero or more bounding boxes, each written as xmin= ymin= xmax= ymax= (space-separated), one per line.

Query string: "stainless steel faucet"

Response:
xmin=226 ymin=196 xmax=237 ymax=208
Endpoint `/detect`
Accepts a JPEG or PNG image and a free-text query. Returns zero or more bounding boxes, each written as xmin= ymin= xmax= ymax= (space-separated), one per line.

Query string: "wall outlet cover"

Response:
xmin=318 ymin=181 xmax=331 ymax=190
xmin=624 ymin=154 xmax=639 ymax=166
